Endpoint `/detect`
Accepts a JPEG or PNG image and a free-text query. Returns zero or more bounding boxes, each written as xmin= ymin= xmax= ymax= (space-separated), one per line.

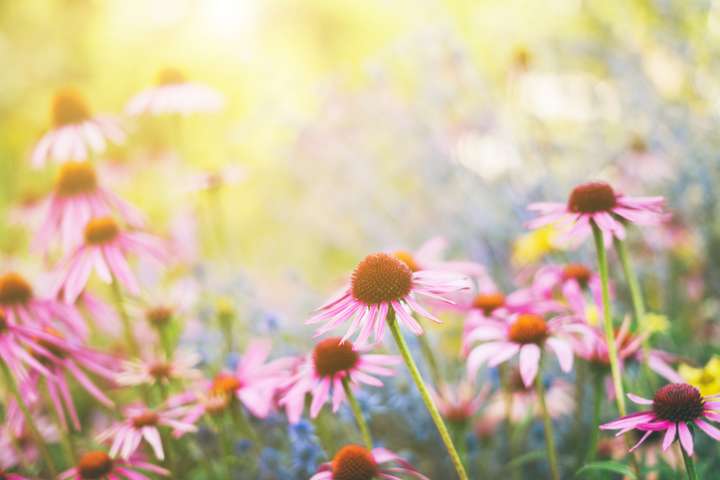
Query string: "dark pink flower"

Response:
xmin=311 ymin=444 xmax=428 ymax=480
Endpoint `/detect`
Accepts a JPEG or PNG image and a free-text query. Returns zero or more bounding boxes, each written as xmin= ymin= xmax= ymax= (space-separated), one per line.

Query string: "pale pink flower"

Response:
xmin=54 ymin=217 xmax=166 ymax=303
xmin=392 ymin=236 xmax=487 ymax=278
xmin=527 ymin=181 xmax=667 ymax=248
xmin=279 ymin=337 xmax=399 ymax=424
xmin=466 ymin=313 xmax=591 ymax=387
xmin=530 ymin=263 xmax=603 ymax=318
xmin=60 ymin=451 xmax=168 ymax=479
xmin=125 ymin=68 xmax=224 ymax=116
xmin=75 ymin=290 xmax=121 ymax=337
xmin=308 ymin=253 xmax=471 ymax=343
xmin=600 ymin=384 xmax=720 ymax=455
xmin=184 ymin=164 xmax=246 ymax=193
xmin=31 ymin=87 xmax=125 ymax=168
xmin=431 ymin=380 xmax=489 ymax=425
xmin=117 ymin=350 xmax=201 ymax=387
xmin=96 ymin=405 xmax=196 ymax=460
xmin=35 ymin=161 xmax=143 ymax=253
xmin=311 ymin=444 xmax=429 ymax=480
xmin=2 ymin=400 xmax=58 ymax=469
xmin=485 ymin=371 xmax=575 ymax=424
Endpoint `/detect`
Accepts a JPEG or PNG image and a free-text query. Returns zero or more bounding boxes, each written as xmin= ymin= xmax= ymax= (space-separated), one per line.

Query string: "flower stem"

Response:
xmin=341 ymin=376 xmax=373 ymax=450
xmin=415 ymin=320 xmax=441 ymax=386
xmin=387 ymin=310 xmax=468 ymax=480
xmin=109 ymin=277 xmax=140 ymax=357
xmin=591 ymin=224 xmax=627 ymax=417
xmin=0 ymin=361 xmax=57 ymax=478
xmin=680 ymin=444 xmax=698 ymax=480
xmin=584 ymin=369 xmax=603 ymax=464
xmin=535 ymin=361 xmax=560 ymax=480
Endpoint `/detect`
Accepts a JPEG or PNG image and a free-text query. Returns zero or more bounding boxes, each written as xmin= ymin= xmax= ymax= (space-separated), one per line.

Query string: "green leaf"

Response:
xmin=503 ymin=450 xmax=546 ymax=469
xmin=575 ymin=461 xmax=637 ymax=479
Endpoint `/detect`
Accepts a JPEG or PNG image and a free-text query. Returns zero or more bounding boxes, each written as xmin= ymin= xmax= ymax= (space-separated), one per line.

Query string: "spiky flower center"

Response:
xmin=508 ymin=314 xmax=548 ymax=345
xmin=444 ymin=405 xmax=471 ymax=424
xmin=332 ymin=445 xmax=379 ymax=480
xmin=652 ymin=383 xmax=704 ymax=423
xmin=393 ymin=250 xmax=420 ymax=272
xmin=567 ymin=182 xmax=616 ymax=214
xmin=313 ymin=337 xmax=359 ymax=377
xmin=84 ymin=217 xmax=119 ymax=245
xmin=562 ymin=263 xmax=591 ymax=287
xmin=131 ymin=410 xmax=159 ymax=428
xmin=146 ymin=306 xmax=173 ymax=327
xmin=351 ymin=253 xmax=413 ymax=305
xmin=211 ymin=373 xmax=241 ymax=395
xmin=472 ymin=292 xmax=505 ymax=315
xmin=52 ymin=87 xmax=91 ymax=127
xmin=56 ymin=162 xmax=98 ymax=196
xmin=78 ymin=451 xmax=113 ymax=479
xmin=0 ymin=272 xmax=33 ymax=305
xmin=149 ymin=362 xmax=172 ymax=379
xmin=156 ymin=67 xmax=186 ymax=86
xmin=205 ymin=392 xmax=231 ymax=414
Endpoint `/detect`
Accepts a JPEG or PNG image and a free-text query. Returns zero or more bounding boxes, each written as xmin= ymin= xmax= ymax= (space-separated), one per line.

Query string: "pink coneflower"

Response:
xmin=35 ymin=161 xmax=144 ymax=253
xmin=530 ymin=263 xmax=602 ymax=318
xmin=54 ymin=217 xmax=166 ymax=303
xmin=280 ymin=337 xmax=399 ymax=424
xmin=466 ymin=313 xmax=590 ymax=387
xmin=311 ymin=444 xmax=429 ymax=480
xmin=393 ymin=236 xmax=487 ymax=278
xmin=59 ymin=451 xmax=169 ymax=479
xmin=527 ymin=181 xmax=667 ymax=247
xmin=125 ymin=68 xmax=224 ymax=116
xmin=0 ymin=470 xmax=29 ymax=480
xmin=308 ymin=253 xmax=470 ymax=343
xmin=116 ymin=350 xmax=201 ymax=387
xmin=0 ymin=272 xmax=87 ymax=338
xmin=600 ymin=384 xmax=720 ymax=455
xmin=31 ymin=87 xmax=125 ymax=168
xmin=432 ymin=380 xmax=489 ymax=426
xmin=0 ymin=308 xmax=61 ymax=381
xmin=96 ymin=405 xmax=196 ymax=460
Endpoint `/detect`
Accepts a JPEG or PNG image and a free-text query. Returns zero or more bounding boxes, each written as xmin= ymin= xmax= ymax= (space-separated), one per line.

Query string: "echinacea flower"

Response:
xmin=308 ymin=253 xmax=470 ymax=343
xmin=279 ymin=337 xmax=400 ymax=423
xmin=600 ymin=383 xmax=720 ymax=455
xmin=0 ymin=272 xmax=87 ymax=338
xmin=35 ymin=161 xmax=144 ymax=253
xmin=59 ymin=451 xmax=169 ymax=479
xmin=530 ymin=263 xmax=602 ymax=318
xmin=431 ymin=380 xmax=489 ymax=426
xmin=311 ymin=444 xmax=429 ymax=480
xmin=125 ymin=68 xmax=224 ymax=116
xmin=0 ymin=308 xmax=60 ymax=381
xmin=116 ymin=350 xmax=201 ymax=387
xmin=527 ymin=181 xmax=667 ymax=247
xmin=96 ymin=405 xmax=197 ymax=460
xmin=54 ymin=216 xmax=166 ymax=303
xmin=393 ymin=236 xmax=486 ymax=278
xmin=31 ymin=87 xmax=125 ymax=168
xmin=466 ymin=313 xmax=590 ymax=387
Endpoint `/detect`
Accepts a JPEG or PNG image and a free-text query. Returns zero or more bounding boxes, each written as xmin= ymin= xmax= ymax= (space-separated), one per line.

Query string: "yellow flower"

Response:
xmin=584 ymin=304 xmax=600 ymax=327
xmin=679 ymin=356 xmax=720 ymax=396
xmin=643 ymin=313 xmax=669 ymax=335
xmin=511 ymin=225 xmax=557 ymax=266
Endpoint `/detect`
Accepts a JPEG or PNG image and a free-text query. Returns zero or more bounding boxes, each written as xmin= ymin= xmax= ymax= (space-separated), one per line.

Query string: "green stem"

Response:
xmin=45 ymin=386 xmax=76 ymax=466
xmin=387 ymin=310 xmax=468 ymax=480
xmin=416 ymin=323 xmax=441 ymax=386
xmin=591 ymin=224 xmax=627 ymax=417
xmin=109 ymin=278 xmax=140 ymax=357
xmin=535 ymin=361 xmax=560 ymax=480
xmin=1 ymin=361 xmax=57 ymax=478
xmin=312 ymin=411 xmax=334 ymax=456
xmin=681 ymin=444 xmax=698 ymax=480
xmin=341 ymin=376 xmax=373 ymax=449
xmin=584 ymin=370 xmax=603 ymax=464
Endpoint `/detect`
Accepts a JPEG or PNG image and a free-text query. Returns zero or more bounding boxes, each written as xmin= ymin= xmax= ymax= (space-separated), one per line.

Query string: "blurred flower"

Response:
xmin=643 ymin=313 xmax=670 ymax=335
xmin=35 ymin=162 xmax=144 ymax=253
xmin=116 ymin=349 xmax=202 ymax=387
xmin=125 ymin=68 xmax=224 ymax=116
xmin=393 ymin=236 xmax=486 ymax=278
xmin=311 ymin=444 xmax=428 ymax=480
xmin=679 ymin=356 xmax=720 ymax=396
xmin=530 ymin=263 xmax=602 ymax=320
xmin=185 ymin=164 xmax=246 ymax=193
xmin=279 ymin=337 xmax=399 ymax=423
xmin=466 ymin=313 xmax=591 ymax=387
xmin=485 ymin=372 xmax=574 ymax=424
xmin=31 ymin=87 xmax=125 ymax=168
xmin=511 ymin=225 xmax=558 ymax=266
xmin=527 ymin=181 xmax=667 ymax=248
xmin=53 ymin=216 xmax=167 ymax=303
xmin=431 ymin=379 xmax=489 ymax=426
xmin=307 ymin=253 xmax=470 ymax=343
xmin=59 ymin=451 xmax=169 ymax=479
xmin=600 ymin=384 xmax=720 ymax=455
xmin=96 ymin=404 xmax=196 ymax=460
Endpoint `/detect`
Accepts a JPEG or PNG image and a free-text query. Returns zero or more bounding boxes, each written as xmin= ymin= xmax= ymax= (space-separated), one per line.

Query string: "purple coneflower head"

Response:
xmin=600 ymin=383 xmax=720 ymax=455
xmin=54 ymin=216 xmax=167 ymax=303
xmin=466 ymin=313 xmax=590 ymax=387
xmin=125 ymin=67 xmax=224 ymax=116
xmin=117 ymin=350 xmax=201 ymax=387
xmin=527 ymin=181 xmax=667 ymax=248
xmin=31 ymin=87 xmax=125 ymax=168
xmin=280 ymin=337 xmax=399 ymax=424
xmin=308 ymin=253 xmax=470 ymax=343
xmin=35 ymin=162 xmax=144 ymax=253
xmin=59 ymin=450 xmax=169 ymax=480
xmin=311 ymin=444 xmax=429 ymax=480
